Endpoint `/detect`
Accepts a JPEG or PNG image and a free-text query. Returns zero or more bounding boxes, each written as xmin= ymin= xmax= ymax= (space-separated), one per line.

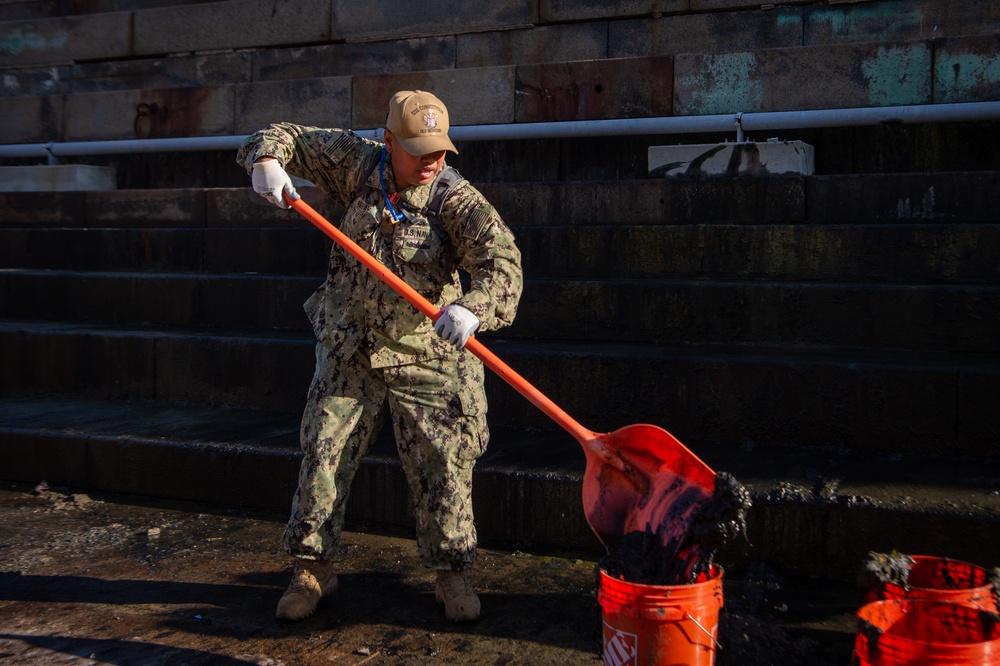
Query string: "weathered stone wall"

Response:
xmin=0 ymin=0 xmax=998 ymax=185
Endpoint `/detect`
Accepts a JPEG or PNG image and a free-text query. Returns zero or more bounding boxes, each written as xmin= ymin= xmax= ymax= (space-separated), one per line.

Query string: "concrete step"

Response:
xmin=518 ymin=279 xmax=999 ymax=353
xmin=4 ymin=220 xmax=998 ymax=284
xmin=2 ymin=175 xmax=998 ymax=279
xmin=478 ymin=172 xmax=1000 ymax=226
xmin=0 ymin=186 xmax=334 ymax=229
xmin=2 ymin=173 xmax=996 ymax=231
xmin=2 ymin=319 xmax=996 ymax=457
xmin=0 ymin=319 xmax=315 ymax=413
xmin=0 ymin=269 xmax=319 ymax=331
xmin=3 ymin=270 xmax=998 ymax=353
xmin=514 ymin=222 xmax=1000 ymax=284
xmin=3 ymin=394 xmax=999 ymax=579
xmin=0 ymin=167 xmax=926 ymax=224
xmin=0 ymin=227 xmax=331 ymax=275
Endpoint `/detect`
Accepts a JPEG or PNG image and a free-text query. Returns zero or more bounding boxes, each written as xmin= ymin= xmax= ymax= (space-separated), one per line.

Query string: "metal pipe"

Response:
xmin=448 ymin=113 xmax=738 ymax=141
xmin=738 ymin=101 xmax=1000 ymax=131
xmin=1 ymin=101 xmax=999 ymax=159
xmin=0 ymin=135 xmax=250 ymax=159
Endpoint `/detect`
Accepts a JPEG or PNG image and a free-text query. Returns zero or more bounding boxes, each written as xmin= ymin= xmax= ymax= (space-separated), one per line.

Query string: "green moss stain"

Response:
xmin=935 ymin=52 xmax=1000 ymax=103
xmin=0 ymin=29 xmax=69 ymax=55
xmin=775 ymin=12 xmax=802 ymax=31
xmin=678 ymin=53 xmax=762 ymax=115
xmin=810 ymin=5 xmax=924 ymax=41
xmin=861 ymin=45 xmax=930 ymax=106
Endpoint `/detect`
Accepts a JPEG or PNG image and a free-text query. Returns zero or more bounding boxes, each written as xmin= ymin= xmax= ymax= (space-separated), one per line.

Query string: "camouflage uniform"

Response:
xmin=237 ymin=124 xmax=522 ymax=570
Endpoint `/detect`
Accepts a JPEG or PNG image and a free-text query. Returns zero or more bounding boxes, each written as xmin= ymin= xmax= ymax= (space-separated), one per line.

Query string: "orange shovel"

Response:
xmin=285 ymin=192 xmax=717 ymax=550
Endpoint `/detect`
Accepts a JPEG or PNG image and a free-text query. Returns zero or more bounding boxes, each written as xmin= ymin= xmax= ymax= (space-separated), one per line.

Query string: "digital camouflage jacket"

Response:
xmin=237 ymin=123 xmax=523 ymax=368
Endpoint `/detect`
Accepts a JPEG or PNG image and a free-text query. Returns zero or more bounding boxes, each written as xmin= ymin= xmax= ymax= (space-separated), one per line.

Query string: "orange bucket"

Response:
xmin=598 ymin=565 xmax=723 ymax=666
xmin=854 ymin=598 xmax=1000 ymax=665
xmin=862 ymin=555 xmax=998 ymax=612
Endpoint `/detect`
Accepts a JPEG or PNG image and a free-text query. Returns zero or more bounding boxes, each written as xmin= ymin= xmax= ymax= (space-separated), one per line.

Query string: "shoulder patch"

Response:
xmin=463 ymin=206 xmax=496 ymax=243
xmin=322 ymin=131 xmax=362 ymax=164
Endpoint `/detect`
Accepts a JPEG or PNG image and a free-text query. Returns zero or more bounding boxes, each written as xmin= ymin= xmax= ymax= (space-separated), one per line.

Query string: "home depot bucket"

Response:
xmin=853 ymin=599 xmax=1000 ymax=666
xmin=861 ymin=555 xmax=999 ymax=612
xmin=598 ymin=565 xmax=723 ymax=666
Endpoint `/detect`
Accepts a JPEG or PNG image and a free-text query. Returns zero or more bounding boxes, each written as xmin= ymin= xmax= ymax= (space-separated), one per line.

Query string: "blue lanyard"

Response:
xmin=378 ymin=147 xmax=405 ymax=222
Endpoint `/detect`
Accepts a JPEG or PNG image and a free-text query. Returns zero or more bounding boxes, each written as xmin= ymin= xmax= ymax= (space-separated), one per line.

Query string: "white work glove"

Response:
xmin=251 ymin=159 xmax=297 ymax=209
xmin=434 ymin=304 xmax=480 ymax=349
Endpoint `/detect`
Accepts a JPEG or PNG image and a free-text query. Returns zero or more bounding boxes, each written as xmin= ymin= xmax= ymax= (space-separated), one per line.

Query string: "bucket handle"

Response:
xmin=639 ymin=607 xmax=721 ymax=648
xmin=685 ymin=613 xmax=722 ymax=649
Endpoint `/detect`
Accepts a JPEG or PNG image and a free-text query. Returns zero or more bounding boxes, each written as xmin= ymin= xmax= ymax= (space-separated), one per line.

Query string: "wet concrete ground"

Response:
xmin=0 ymin=482 xmax=859 ymax=665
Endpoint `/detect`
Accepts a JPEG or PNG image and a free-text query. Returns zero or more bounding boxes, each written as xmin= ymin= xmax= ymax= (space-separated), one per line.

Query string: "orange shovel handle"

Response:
xmin=286 ymin=193 xmax=596 ymax=445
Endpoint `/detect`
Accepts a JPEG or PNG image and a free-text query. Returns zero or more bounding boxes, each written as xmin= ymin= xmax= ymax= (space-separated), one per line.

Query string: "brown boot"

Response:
xmin=435 ymin=570 xmax=480 ymax=622
xmin=275 ymin=559 xmax=338 ymax=621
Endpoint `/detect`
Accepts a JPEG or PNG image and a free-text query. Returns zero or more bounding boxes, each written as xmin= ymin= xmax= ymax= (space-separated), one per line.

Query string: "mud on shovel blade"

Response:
xmin=284 ymin=191 xmax=717 ymax=548
xmin=584 ymin=424 xmax=717 ymax=557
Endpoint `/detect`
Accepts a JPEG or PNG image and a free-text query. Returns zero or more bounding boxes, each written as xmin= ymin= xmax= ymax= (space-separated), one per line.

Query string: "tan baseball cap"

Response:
xmin=385 ymin=90 xmax=458 ymax=156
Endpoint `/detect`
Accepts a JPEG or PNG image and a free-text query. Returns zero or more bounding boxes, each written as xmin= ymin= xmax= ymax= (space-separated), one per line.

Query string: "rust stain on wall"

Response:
xmin=133 ymin=88 xmax=216 ymax=139
xmin=517 ymin=80 xmax=609 ymax=122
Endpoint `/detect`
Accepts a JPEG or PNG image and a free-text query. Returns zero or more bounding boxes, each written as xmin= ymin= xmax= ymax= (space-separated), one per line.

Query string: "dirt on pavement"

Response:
xmin=0 ymin=482 xmax=859 ymax=665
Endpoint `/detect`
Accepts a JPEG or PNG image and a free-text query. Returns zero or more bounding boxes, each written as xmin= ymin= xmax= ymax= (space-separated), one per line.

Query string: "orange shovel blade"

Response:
xmin=580 ymin=424 xmax=716 ymax=551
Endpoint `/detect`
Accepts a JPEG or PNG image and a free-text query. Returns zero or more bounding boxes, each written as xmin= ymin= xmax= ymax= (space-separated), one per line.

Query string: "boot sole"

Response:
xmin=435 ymin=587 xmax=480 ymax=622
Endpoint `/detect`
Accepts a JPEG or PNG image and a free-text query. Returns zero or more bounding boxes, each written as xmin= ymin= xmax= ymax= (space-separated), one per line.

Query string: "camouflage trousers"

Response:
xmin=282 ymin=342 xmax=489 ymax=570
